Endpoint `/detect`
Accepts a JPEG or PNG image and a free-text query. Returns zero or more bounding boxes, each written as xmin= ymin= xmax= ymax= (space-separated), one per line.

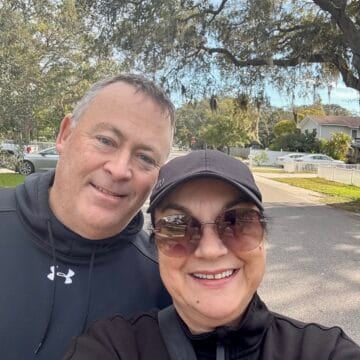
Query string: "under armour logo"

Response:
xmin=47 ymin=266 xmax=75 ymax=285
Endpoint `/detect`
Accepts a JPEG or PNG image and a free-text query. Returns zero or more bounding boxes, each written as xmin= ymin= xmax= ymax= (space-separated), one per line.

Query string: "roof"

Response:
xmin=302 ymin=116 xmax=360 ymax=128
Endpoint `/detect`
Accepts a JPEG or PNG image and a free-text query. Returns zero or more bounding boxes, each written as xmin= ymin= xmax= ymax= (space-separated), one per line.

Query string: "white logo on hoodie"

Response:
xmin=47 ymin=266 xmax=75 ymax=284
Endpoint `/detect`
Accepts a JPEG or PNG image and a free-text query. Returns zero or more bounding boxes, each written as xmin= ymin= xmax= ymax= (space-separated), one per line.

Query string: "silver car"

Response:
xmin=295 ymin=154 xmax=345 ymax=164
xmin=276 ymin=153 xmax=306 ymax=167
xmin=19 ymin=147 xmax=58 ymax=175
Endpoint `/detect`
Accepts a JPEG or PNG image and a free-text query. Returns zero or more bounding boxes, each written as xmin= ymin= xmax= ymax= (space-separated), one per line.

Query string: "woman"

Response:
xmin=64 ymin=150 xmax=360 ymax=360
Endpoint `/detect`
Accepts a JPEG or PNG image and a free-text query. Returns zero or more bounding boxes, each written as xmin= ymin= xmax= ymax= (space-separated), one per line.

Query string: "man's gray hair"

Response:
xmin=71 ymin=73 xmax=175 ymax=129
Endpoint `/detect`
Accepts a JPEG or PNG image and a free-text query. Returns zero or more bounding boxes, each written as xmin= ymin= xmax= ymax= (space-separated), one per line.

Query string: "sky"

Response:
xmin=267 ymin=80 xmax=360 ymax=115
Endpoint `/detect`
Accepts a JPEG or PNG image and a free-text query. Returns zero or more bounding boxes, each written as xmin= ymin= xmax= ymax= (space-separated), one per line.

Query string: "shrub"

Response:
xmin=252 ymin=151 xmax=269 ymax=166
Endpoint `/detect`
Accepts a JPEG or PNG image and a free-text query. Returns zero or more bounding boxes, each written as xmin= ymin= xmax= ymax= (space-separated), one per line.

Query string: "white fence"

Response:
xmin=317 ymin=165 xmax=360 ymax=187
xmin=284 ymin=162 xmax=319 ymax=173
xmin=283 ymin=162 xmax=360 ymax=187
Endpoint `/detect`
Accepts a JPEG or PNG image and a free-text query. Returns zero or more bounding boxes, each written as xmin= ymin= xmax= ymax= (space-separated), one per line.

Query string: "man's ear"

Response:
xmin=56 ymin=114 xmax=73 ymax=154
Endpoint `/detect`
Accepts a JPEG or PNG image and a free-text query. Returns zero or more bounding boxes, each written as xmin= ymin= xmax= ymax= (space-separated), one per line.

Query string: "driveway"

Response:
xmin=255 ymin=173 xmax=360 ymax=344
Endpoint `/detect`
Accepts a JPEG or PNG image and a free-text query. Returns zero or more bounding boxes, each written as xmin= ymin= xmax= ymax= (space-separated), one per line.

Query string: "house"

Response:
xmin=299 ymin=115 xmax=360 ymax=143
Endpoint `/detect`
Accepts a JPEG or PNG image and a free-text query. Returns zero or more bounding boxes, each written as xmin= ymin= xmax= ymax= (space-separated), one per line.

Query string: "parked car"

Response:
xmin=295 ymin=154 xmax=345 ymax=164
xmin=18 ymin=147 xmax=58 ymax=175
xmin=276 ymin=153 xmax=305 ymax=167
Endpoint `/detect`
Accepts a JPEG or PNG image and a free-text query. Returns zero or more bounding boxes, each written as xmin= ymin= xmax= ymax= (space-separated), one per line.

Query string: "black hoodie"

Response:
xmin=0 ymin=171 xmax=171 ymax=360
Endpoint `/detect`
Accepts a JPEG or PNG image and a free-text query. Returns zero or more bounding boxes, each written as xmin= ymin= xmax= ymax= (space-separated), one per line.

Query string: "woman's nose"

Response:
xmin=193 ymin=224 xmax=228 ymax=259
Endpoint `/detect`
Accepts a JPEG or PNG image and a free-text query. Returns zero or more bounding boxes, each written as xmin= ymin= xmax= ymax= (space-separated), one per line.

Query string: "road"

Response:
xmin=256 ymin=174 xmax=360 ymax=344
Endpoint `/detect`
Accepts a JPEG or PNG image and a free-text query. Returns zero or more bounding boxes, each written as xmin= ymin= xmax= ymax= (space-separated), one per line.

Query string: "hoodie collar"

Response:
xmin=179 ymin=293 xmax=273 ymax=356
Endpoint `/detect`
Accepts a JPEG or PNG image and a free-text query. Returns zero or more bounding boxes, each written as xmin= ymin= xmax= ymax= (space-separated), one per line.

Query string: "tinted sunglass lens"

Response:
xmin=219 ymin=208 xmax=264 ymax=251
xmin=160 ymin=215 xmax=187 ymax=236
xmin=155 ymin=215 xmax=198 ymax=257
xmin=222 ymin=209 xmax=237 ymax=225
xmin=156 ymin=237 xmax=190 ymax=257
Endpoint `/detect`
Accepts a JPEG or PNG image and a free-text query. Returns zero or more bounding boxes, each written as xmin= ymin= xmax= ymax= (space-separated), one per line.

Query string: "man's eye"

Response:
xmin=95 ymin=136 xmax=115 ymax=147
xmin=138 ymin=153 xmax=158 ymax=167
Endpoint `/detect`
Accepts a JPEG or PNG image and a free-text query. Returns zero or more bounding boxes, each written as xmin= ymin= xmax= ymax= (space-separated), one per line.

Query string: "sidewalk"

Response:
xmin=252 ymin=171 xmax=317 ymax=179
xmin=0 ymin=168 xmax=14 ymax=174
xmin=253 ymin=172 xmax=325 ymax=205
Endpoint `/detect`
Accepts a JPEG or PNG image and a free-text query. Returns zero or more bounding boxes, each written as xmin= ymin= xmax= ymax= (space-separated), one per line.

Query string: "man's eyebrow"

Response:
xmin=93 ymin=123 xmax=123 ymax=139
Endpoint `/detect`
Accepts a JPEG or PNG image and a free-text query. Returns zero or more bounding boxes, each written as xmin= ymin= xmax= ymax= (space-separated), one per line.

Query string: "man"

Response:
xmin=0 ymin=74 xmax=174 ymax=359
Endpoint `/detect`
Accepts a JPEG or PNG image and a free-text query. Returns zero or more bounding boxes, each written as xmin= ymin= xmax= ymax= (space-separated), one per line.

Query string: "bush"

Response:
xmin=322 ymin=133 xmax=351 ymax=161
xmin=0 ymin=150 xmax=22 ymax=171
xmin=251 ymin=151 xmax=269 ymax=166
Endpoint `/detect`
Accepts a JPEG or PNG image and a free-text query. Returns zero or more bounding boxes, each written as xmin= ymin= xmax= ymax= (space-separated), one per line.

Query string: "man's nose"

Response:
xmin=103 ymin=151 xmax=133 ymax=180
xmin=193 ymin=224 xmax=228 ymax=259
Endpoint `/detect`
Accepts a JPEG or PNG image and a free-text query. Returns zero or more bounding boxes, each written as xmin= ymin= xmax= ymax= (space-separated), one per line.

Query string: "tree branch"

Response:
xmin=313 ymin=0 xmax=360 ymax=57
xmin=200 ymin=45 xmax=360 ymax=91
xmin=331 ymin=53 xmax=360 ymax=91
xmin=206 ymin=0 xmax=228 ymax=23
xmin=180 ymin=0 xmax=229 ymax=23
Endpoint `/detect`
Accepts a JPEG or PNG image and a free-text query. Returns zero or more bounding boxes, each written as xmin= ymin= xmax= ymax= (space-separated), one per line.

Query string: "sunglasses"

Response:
xmin=153 ymin=207 xmax=266 ymax=257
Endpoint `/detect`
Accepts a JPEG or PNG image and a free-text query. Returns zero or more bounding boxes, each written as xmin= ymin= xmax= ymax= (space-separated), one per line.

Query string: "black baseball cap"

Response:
xmin=148 ymin=149 xmax=263 ymax=214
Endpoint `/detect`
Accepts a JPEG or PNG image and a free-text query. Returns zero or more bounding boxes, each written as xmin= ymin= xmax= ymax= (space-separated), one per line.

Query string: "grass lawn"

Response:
xmin=0 ymin=173 xmax=25 ymax=188
xmin=272 ymin=177 xmax=360 ymax=213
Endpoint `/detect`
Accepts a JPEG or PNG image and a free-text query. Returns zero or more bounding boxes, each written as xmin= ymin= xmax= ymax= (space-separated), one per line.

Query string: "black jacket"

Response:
xmin=63 ymin=294 xmax=360 ymax=360
xmin=0 ymin=171 xmax=171 ymax=360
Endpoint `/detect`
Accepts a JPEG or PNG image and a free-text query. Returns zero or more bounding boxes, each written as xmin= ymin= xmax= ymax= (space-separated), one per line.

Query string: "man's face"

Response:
xmin=50 ymin=82 xmax=172 ymax=239
xmin=155 ymin=179 xmax=266 ymax=333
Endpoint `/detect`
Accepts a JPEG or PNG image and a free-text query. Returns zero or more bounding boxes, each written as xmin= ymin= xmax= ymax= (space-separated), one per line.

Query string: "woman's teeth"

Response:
xmin=192 ymin=269 xmax=235 ymax=280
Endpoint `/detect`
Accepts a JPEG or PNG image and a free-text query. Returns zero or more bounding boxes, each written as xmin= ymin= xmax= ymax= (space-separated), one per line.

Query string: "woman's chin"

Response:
xmin=190 ymin=308 xmax=243 ymax=332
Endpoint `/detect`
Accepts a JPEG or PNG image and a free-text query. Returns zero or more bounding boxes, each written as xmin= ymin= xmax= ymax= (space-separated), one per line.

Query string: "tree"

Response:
xmin=295 ymin=103 xmax=326 ymax=123
xmin=323 ymin=104 xmax=352 ymax=116
xmin=203 ymin=98 xmax=255 ymax=153
xmin=175 ymin=97 xmax=255 ymax=152
xmin=0 ymin=0 xmax=122 ymax=142
xmin=270 ymin=129 xmax=320 ymax=152
xmin=258 ymin=106 xmax=292 ymax=148
xmin=84 ymin=0 xmax=360 ymax=97
xmin=272 ymin=120 xmax=297 ymax=138
xmin=175 ymin=101 xmax=209 ymax=149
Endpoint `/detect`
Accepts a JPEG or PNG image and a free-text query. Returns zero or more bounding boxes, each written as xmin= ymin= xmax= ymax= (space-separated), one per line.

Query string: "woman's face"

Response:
xmin=155 ymin=178 xmax=266 ymax=334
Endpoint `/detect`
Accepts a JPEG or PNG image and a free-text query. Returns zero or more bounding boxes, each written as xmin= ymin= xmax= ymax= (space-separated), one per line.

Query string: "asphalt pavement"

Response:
xmin=256 ymin=173 xmax=360 ymax=344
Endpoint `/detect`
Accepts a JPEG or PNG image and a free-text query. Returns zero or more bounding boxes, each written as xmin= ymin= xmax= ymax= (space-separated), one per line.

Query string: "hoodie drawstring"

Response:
xmin=35 ymin=222 xmax=97 ymax=354
xmin=81 ymin=245 xmax=97 ymax=333
xmin=35 ymin=220 xmax=57 ymax=354
xmin=216 ymin=341 xmax=225 ymax=360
